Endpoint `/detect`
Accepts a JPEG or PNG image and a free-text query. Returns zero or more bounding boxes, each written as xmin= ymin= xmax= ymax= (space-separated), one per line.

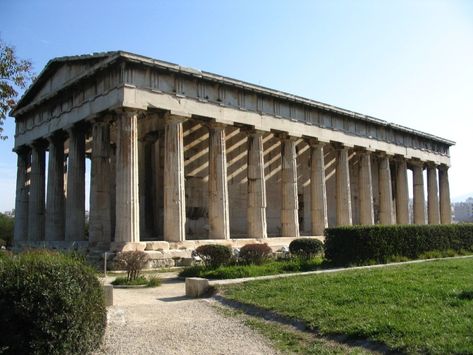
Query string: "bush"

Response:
xmin=0 ymin=250 xmax=106 ymax=354
xmin=114 ymin=250 xmax=149 ymax=281
xmin=239 ymin=243 xmax=273 ymax=265
xmin=0 ymin=213 xmax=14 ymax=247
xmin=195 ymin=244 xmax=232 ymax=268
xmin=324 ymin=224 xmax=473 ymax=266
xmin=111 ymin=275 xmax=161 ymax=287
xmin=289 ymin=238 xmax=324 ymax=259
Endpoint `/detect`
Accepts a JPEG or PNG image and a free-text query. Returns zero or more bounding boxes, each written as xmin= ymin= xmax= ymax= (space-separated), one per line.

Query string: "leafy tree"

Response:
xmin=0 ymin=38 xmax=34 ymax=139
xmin=0 ymin=213 xmax=14 ymax=247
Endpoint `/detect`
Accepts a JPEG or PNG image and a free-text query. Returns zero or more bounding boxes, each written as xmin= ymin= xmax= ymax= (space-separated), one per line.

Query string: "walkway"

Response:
xmin=94 ymin=274 xmax=276 ymax=355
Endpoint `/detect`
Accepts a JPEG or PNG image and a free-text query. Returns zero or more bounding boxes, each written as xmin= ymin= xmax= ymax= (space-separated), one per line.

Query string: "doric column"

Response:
xmin=28 ymin=141 xmax=46 ymax=241
xmin=247 ymin=130 xmax=267 ymax=239
xmin=164 ymin=114 xmax=186 ymax=242
xmin=45 ymin=133 xmax=65 ymax=241
xmin=89 ymin=118 xmax=112 ymax=246
xmin=358 ymin=150 xmax=374 ymax=225
xmin=13 ymin=147 xmax=30 ymax=242
xmin=309 ymin=141 xmax=327 ymax=235
xmin=438 ymin=165 xmax=452 ymax=224
xmin=115 ymin=110 xmax=140 ymax=243
xmin=280 ymin=135 xmax=300 ymax=238
xmin=395 ymin=158 xmax=409 ymax=224
xmin=378 ymin=154 xmax=394 ymax=225
xmin=208 ymin=123 xmax=230 ymax=239
xmin=65 ymin=125 xmax=85 ymax=241
xmin=412 ymin=162 xmax=426 ymax=224
xmin=336 ymin=146 xmax=352 ymax=226
xmin=427 ymin=163 xmax=440 ymax=224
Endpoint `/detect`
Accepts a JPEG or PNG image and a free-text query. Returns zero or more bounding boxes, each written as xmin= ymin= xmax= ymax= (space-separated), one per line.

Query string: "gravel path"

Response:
xmin=94 ymin=275 xmax=277 ymax=354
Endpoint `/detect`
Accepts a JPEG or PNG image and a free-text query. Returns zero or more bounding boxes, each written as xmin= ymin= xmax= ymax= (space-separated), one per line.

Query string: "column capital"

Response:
xmin=277 ymin=132 xmax=298 ymax=142
xmin=13 ymin=144 xmax=30 ymax=154
xmin=164 ymin=111 xmax=191 ymax=123
xmin=29 ymin=139 xmax=48 ymax=150
xmin=409 ymin=159 xmax=425 ymax=169
xmin=438 ymin=164 xmax=449 ymax=171
xmin=426 ymin=161 xmax=438 ymax=168
xmin=306 ymin=138 xmax=327 ymax=147
xmin=206 ymin=121 xmax=227 ymax=131
xmin=46 ymin=130 xmax=67 ymax=144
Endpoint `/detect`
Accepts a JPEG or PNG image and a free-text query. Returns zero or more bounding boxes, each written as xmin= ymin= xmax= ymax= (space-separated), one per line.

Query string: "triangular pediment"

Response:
xmin=13 ymin=52 xmax=119 ymax=114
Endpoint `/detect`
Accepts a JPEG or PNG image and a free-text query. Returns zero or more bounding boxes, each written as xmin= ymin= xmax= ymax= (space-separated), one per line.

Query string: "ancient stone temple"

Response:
xmin=11 ymin=51 xmax=454 ymax=255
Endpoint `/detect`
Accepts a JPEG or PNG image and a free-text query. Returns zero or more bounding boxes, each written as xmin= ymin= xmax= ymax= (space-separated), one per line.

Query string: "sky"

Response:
xmin=0 ymin=0 xmax=472 ymax=212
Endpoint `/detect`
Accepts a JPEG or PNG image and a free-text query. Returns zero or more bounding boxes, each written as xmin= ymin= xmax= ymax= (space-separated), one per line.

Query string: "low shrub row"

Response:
xmin=324 ymin=224 xmax=473 ymax=265
xmin=194 ymin=238 xmax=324 ymax=268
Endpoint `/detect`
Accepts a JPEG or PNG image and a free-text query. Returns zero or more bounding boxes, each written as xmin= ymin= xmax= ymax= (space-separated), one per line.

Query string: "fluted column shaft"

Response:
xmin=280 ymin=136 xmax=300 ymax=238
xmin=115 ymin=110 xmax=140 ymax=243
xmin=439 ymin=165 xmax=452 ymax=224
xmin=427 ymin=164 xmax=440 ymax=224
xmin=164 ymin=115 xmax=186 ymax=242
xmin=310 ymin=143 xmax=327 ymax=235
xmin=378 ymin=155 xmax=394 ymax=225
xmin=359 ymin=151 xmax=374 ymax=225
xmin=395 ymin=158 xmax=409 ymax=224
xmin=89 ymin=119 xmax=112 ymax=246
xmin=65 ymin=126 xmax=85 ymax=241
xmin=412 ymin=163 xmax=426 ymax=224
xmin=28 ymin=143 xmax=46 ymax=241
xmin=247 ymin=130 xmax=267 ymax=239
xmin=45 ymin=134 xmax=65 ymax=241
xmin=14 ymin=148 xmax=30 ymax=242
xmin=336 ymin=147 xmax=352 ymax=226
xmin=208 ymin=123 xmax=230 ymax=239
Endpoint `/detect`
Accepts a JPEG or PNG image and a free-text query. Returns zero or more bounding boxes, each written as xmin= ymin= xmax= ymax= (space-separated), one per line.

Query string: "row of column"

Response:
xmin=14 ymin=111 xmax=453 ymax=246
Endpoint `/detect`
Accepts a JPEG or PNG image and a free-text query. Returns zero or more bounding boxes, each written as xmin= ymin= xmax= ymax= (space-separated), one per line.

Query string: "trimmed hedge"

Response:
xmin=0 ymin=250 xmax=106 ymax=354
xmin=239 ymin=243 xmax=272 ymax=265
xmin=289 ymin=238 xmax=324 ymax=259
xmin=324 ymin=224 xmax=473 ymax=265
xmin=195 ymin=244 xmax=232 ymax=267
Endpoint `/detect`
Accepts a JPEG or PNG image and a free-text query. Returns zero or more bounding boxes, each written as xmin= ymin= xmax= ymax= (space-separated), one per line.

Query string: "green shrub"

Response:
xmin=0 ymin=250 xmax=106 ymax=355
xmin=239 ymin=243 xmax=272 ymax=265
xmin=114 ymin=250 xmax=149 ymax=281
xmin=289 ymin=238 xmax=324 ymax=259
xmin=195 ymin=244 xmax=232 ymax=268
xmin=111 ymin=275 xmax=161 ymax=287
xmin=324 ymin=224 xmax=473 ymax=266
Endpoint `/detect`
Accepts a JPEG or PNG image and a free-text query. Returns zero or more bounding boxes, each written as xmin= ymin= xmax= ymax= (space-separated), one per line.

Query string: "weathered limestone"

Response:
xmin=395 ymin=158 xmax=409 ymax=224
xmin=10 ymin=52 xmax=456 ymax=252
xmin=115 ymin=110 xmax=140 ymax=243
xmin=28 ymin=142 xmax=46 ymax=241
xmin=208 ymin=123 xmax=230 ymax=239
xmin=438 ymin=165 xmax=452 ymax=224
xmin=89 ymin=118 xmax=112 ymax=246
xmin=310 ymin=142 xmax=328 ymax=235
xmin=13 ymin=148 xmax=30 ymax=241
xmin=280 ymin=135 xmax=300 ymax=238
xmin=378 ymin=154 xmax=394 ymax=225
xmin=164 ymin=114 xmax=187 ymax=242
xmin=358 ymin=151 xmax=374 ymax=225
xmin=427 ymin=163 xmax=440 ymax=224
xmin=45 ymin=133 xmax=65 ymax=241
xmin=65 ymin=126 xmax=86 ymax=241
xmin=247 ymin=130 xmax=267 ymax=239
xmin=412 ymin=162 xmax=426 ymax=225
xmin=336 ymin=147 xmax=352 ymax=226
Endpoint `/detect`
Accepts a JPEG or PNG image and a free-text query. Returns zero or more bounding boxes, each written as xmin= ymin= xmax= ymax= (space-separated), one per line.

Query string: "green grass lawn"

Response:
xmin=221 ymin=257 xmax=473 ymax=354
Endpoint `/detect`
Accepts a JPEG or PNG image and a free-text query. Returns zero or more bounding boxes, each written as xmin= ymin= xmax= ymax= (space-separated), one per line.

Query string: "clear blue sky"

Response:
xmin=1 ymin=0 xmax=472 ymax=212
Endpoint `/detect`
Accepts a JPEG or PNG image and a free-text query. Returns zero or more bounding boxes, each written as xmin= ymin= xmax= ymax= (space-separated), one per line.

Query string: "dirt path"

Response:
xmin=95 ymin=275 xmax=277 ymax=355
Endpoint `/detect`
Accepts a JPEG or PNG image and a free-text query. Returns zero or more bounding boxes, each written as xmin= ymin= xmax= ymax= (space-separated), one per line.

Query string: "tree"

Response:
xmin=0 ymin=213 xmax=14 ymax=247
xmin=0 ymin=38 xmax=34 ymax=139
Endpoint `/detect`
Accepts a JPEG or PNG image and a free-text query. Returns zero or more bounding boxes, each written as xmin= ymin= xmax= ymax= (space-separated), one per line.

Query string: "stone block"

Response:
xmin=145 ymin=241 xmax=170 ymax=251
xmin=185 ymin=277 xmax=209 ymax=298
xmin=102 ymin=285 xmax=113 ymax=307
xmin=111 ymin=242 xmax=147 ymax=252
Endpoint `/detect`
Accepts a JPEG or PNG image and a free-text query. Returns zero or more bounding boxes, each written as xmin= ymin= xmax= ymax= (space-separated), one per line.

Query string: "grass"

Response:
xmin=214 ymin=305 xmax=371 ymax=354
xmin=111 ymin=275 xmax=161 ymax=287
xmin=178 ymin=257 xmax=324 ymax=279
xmin=221 ymin=257 xmax=473 ymax=354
